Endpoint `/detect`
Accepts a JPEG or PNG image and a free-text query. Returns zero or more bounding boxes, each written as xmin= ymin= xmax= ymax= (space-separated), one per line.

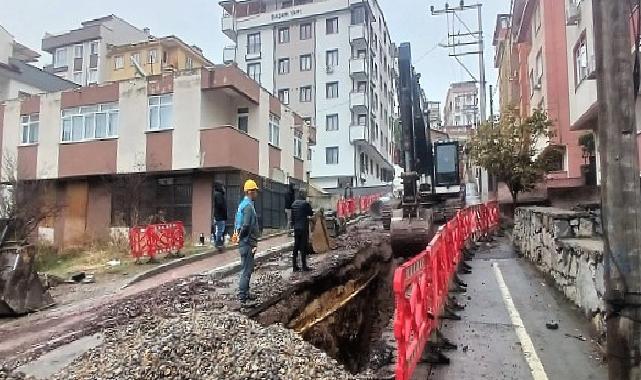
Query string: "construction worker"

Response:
xmin=212 ymin=182 xmax=228 ymax=250
xmin=290 ymin=190 xmax=314 ymax=272
xmin=234 ymin=179 xmax=261 ymax=305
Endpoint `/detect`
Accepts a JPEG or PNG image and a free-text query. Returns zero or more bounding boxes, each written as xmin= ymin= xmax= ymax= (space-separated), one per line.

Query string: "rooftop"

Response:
xmin=0 ymin=58 xmax=79 ymax=94
xmin=107 ymin=35 xmax=214 ymax=66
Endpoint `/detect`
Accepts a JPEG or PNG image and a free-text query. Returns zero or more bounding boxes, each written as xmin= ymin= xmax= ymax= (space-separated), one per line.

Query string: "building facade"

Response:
xmin=219 ymin=0 xmax=397 ymax=190
xmin=106 ymin=36 xmax=213 ymax=82
xmin=0 ymin=65 xmax=309 ymax=247
xmin=442 ymin=81 xmax=478 ymax=140
xmin=425 ymin=100 xmax=442 ymax=129
xmin=42 ymin=15 xmax=149 ymax=86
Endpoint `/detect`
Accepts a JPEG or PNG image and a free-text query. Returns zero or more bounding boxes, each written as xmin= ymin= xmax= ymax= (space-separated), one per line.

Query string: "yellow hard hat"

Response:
xmin=244 ymin=179 xmax=259 ymax=192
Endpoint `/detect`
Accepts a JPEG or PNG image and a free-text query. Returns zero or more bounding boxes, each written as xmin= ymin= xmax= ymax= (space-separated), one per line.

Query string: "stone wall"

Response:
xmin=513 ymin=207 xmax=606 ymax=341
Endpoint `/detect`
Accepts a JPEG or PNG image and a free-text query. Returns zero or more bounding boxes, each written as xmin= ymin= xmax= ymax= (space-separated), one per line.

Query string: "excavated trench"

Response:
xmin=252 ymin=240 xmax=402 ymax=375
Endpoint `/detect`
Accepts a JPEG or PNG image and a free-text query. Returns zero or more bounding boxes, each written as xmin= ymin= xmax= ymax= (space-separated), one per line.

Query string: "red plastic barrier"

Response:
xmin=129 ymin=221 xmax=185 ymax=259
xmin=393 ymin=203 xmax=498 ymax=380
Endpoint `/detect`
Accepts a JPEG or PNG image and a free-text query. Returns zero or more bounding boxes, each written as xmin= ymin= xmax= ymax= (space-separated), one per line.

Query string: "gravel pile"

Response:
xmin=50 ymin=309 xmax=358 ymax=380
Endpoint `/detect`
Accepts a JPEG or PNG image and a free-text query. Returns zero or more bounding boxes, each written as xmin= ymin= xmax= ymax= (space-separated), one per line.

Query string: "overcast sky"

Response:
xmin=0 ymin=0 xmax=510 ymax=110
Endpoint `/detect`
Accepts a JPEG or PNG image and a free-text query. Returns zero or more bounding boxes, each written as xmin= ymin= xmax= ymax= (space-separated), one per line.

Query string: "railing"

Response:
xmin=129 ymin=221 xmax=185 ymax=260
xmin=393 ymin=201 xmax=499 ymax=380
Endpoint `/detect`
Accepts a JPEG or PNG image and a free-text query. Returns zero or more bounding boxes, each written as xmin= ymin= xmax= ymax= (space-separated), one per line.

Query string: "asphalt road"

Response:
xmin=415 ymin=235 xmax=607 ymax=380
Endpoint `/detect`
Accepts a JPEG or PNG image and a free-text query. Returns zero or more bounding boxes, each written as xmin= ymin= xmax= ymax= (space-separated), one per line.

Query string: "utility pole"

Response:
xmin=593 ymin=1 xmax=641 ymax=379
xmin=489 ymin=84 xmax=494 ymax=124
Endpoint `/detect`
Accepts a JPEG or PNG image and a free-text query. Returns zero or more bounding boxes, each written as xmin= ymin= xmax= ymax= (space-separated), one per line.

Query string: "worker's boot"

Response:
xmin=301 ymin=253 xmax=312 ymax=272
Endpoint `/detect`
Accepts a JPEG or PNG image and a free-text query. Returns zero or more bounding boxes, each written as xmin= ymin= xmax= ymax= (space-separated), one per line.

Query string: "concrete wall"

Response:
xmin=172 ymin=74 xmax=202 ymax=170
xmin=1 ymin=100 xmax=21 ymax=178
xmin=117 ymin=79 xmax=148 ymax=172
xmin=513 ymin=206 xmax=605 ymax=341
xmin=37 ymin=92 xmax=62 ymax=179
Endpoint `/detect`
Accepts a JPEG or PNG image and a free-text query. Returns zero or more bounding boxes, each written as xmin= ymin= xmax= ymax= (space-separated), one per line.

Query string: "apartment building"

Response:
xmin=106 ymin=36 xmax=213 ymax=82
xmin=219 ymin=0 xmax=397 ymax=191
xmin=442 ymin=82 xmax=478 ymax=140
xmin=493 ymin=14 xmax=520 ymax=112
xmin=425 ymin=100 xmax=442 ymax=129
xmin=42 ymin=15 xmax=149 ymax=86
xmin=0 ymin=25 xmax=77 ymax=101
xmin=0 ymin=65 xmax=308 ymax=247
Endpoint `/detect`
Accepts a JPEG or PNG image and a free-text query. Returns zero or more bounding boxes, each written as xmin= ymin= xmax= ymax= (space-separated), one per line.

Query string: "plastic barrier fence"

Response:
xmin=393 ymin=201 xmax=499 ymax=380
xmin=129 ymin=221 xmax=185 ymax=260
xmin=337 ymin=194 xmax=381 ymax=219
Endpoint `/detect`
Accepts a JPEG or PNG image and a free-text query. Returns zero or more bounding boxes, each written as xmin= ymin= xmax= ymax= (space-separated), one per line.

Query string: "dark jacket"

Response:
xmin=285 ymin=185 xmax=296 ymax=210
xmin=214 ymin=188 xmax=227 ymax=222
xmin=290 ymin=199 xmax=314 ymax=231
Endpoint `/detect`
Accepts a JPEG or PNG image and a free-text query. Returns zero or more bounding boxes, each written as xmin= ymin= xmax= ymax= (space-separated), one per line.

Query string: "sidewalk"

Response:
xmin=421 ymin=235 xmax=607 ymax=380
xmin=0 ymin=233 xmax=294 ymax=360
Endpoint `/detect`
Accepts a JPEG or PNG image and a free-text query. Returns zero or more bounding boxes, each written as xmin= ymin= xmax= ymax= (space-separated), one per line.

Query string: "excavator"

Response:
xmin=386 ymin=42 xmax=462 ymax=256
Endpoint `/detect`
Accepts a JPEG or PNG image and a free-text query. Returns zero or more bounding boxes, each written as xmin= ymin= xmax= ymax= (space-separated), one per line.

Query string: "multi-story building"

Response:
xmin=106 ymin=36 xmax=213 ymax=82
xmin=442 ymin=81 xmax=478 ymax=140
xmin=0 ymin=65 xmax=309 ymax=247
xmin=493 ymin=14 xmax=520 ymax=112
xmin=42 ymin=15 xmax=149 ymax=86
xmin=425 ymin=100 xmax=442 ymax=129
xmin=0 ymin=25 xmax=77 ymax=101
xmin=219 ymin=0 xmax=397 ymax=191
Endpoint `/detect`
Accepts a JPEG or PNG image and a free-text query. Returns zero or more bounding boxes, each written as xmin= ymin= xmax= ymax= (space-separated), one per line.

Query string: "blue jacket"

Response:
xmin=235 ymin=196 xmax=259 ymax=246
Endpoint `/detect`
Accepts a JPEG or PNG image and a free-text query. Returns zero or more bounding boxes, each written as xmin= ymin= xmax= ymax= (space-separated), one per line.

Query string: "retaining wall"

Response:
xmin=513 ymin=207 xmax=606 ymax=341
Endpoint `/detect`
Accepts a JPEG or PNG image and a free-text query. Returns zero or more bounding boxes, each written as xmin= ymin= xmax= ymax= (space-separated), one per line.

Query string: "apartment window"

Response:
xmin=325 ymin=114 xmax=339 ymax=131
xmin=148 ymin=94 xmax=173 ymax=131
xmin=148 ymin=49 xmax=158 ymax=64
xmin=278 ymin=27 xmax=290 ymax=43
xmin=326 ymin=17 xmax=338 ymax=34
xmin=20 ymin=114 xmax=39 ymax=144
xmin=185 ymin=56 xmax=194 ymax=70
xmin=247 ymin=63 xmax=261 ymax=83
xmin=326 ymin=49 xmax=339 ymax=67
xmin=376 ymin=164 xmax=379 ymax=179
xmin=326 ymin=147 xmax=339 ymax=164
xmin=90 ymin=40 xmax=99 ymax=55
xmin=351 ymin=6 xmax=366 ymax=25
xmin=278 ymin=58 xmax=290 ymax=74
xmin=61 ymin=103 xmax=119 ymax=142
xmin=247 ymin=33 xmax=261 ymax=54
xmin=300 ymin=54 xmax=312 ymax=71
xmin=114 ymin=55 xmax=124 ymax=70
xmin=574 ymin=35 xmax=588 ymax=85
xmin=54 ymin=47 xmax=67 ymax=68
xmin=326 ymin=82 xmax=339 ymax=98
xmin=356 ymin=49 xmax=366 ymax=59
xmin=300 ymin=86 xmax=313 ymax=102
xmin=278 ymin=89 xmax=290 ymax=105
xmin=356 ymin=81 xmax=367 ymax=92
xmin=300 ymin=23 xmax=312 ymax=40
xmin=535 ymin=50 xmax=543 ymax=81
xmin=269 ymin=114 xmax=280 ymax=147
xmin=131 ymin=52 xmax=141 ymax=66
xmin=238 ymin=108 xmax=249 ymax=133
xmin=74 ymin=45 xmax=83 ymax=59
xmin=88 ymin=69 xmax=98 ymax=84
xmin=370 ymin=158 xmax=374 ymax=174
xmin=357 ymin=114 xmax=367 ymax=125
xmin=294 ymin=130 xmax=303 ymax=159
xmin=73 ymin=72 xmax=83 ymax=85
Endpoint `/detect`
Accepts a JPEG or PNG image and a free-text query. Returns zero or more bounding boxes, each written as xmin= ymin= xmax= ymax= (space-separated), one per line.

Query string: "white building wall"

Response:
xmin=172 ymin=74 xmax=202 ymax=170
xmin=1 ymin=100 xmax=20 ymax=178
xmin=36 ymin=92 xmax=61 ymax=179
xmin=116 ymin=79 xmax=147 ymax=172
xmin=0 ymin=26 xmax=12 ymax=65
xmin=236 ymin=28 xmax=276 ymax=92
xmin=257 ymin=90 xmax=271 ymax=177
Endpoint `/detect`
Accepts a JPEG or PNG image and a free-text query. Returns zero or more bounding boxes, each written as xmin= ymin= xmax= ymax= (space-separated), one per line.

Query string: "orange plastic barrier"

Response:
xmin=393 ymin=202 xmax=499 ymax=380
xmin=129 ymin=221 xmax=185 ymax=260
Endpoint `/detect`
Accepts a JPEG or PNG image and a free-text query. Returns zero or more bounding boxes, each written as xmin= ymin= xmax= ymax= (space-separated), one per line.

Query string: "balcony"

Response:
xmin=349 ymin=0 xmax=373 ymax=14
xmin=349 ymin=57 xmax=368 ymax=80
xmin=350 ymin=91 xmax=369 ymax=113
xmin=349 ymin=24 xmax=367 ymax=50
xmin=349 ymin=123 xmax=369 ymax=144
xmin=222 ymin=13 xmax=236 ymax=39
xmin=223 ymin=45 xmax=236 ymax=64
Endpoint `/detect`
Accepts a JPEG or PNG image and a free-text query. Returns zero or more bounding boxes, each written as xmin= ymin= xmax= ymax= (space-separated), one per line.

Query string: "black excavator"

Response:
xmin=386 ymin=42 xmax=462 ymax=256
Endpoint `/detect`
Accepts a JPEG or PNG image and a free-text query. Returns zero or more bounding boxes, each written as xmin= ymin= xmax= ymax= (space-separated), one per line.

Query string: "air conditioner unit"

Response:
xmin=326 ymin=65 xmax=335 ymax=74
xmin=566 ymin=2 xmax=580 ymax=26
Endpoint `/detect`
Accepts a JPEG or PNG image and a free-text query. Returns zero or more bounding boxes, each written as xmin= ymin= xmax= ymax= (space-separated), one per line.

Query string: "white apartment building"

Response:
xmin=442 ymin=81 xmax=478 ymax=141
xmin=220 ymin=0 xmax=397 ymax=190
xmin=42 ymin=15 xmax=149 ymax=86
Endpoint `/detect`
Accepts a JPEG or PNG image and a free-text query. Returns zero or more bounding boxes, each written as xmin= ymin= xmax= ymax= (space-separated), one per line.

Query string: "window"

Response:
xmin=376 ymin=164 xmax=379 ymax=179
xmin=148 ymin=94 xmax=173 ymax=131
xmin=326 ymin=147 xmax=339 ymax=164
xmin=326 ymin=114 xmax=339 ymax=131
xmin=54 ymin=48 xmax=67 ymax=68
xmin=278 ymin=58 xmax=290 ymax=74
xmin=131 ymin=52 xmax=141 ymax=66
xmin=300 ymin=23 xmax=312 ymax=40
xmin=370 ymin=158 xmax=374 ymax=174
xmin=162 ymin=51 xmax=169 ymax=64
xmin=326 ymin=17 xmax=338 ymax=34
xmin=247 ymin=33 xmax=261 ymax=54
xmin=356 ymin=49 xmax=366 ymax=59
xmin=300 ymin=86 xmax=312 ymax=102
xmin=536 ymin=50 xmax=543 ymax=81
xmin=300 ymin=54 xmax=312 ymax=71
xmin=278 ymin=27 xmax=290 ymax=43
xmin=21 ymin=114 xmax=38 ymax=144
xmin=88 ymin=69 xmax=98 ymax=84
xmin=278 ymin=89 xmax=290 ymax=105
xmin=114 ymin=55 xmax=124 ymax=69
xmin=73 ymin=72 xmax=83 ymax=85
xmin=326 ymin=49 xmax=339 ymax=67
xmin=185 ymin=56 xmax=194 ymax=69
xmin=294 ymin=130 xmax=303 ymax=159
xmin=61 ymin=103 xmax=119 ymax=142
xmin=351 ymin=6 xmax=365 ymax=25
xmin=326 ymin=82 xmax=339 ymax=98
xmin=247 ymin=63 xmax=261 ymax=83
xmin=357 ymin=114 xmax=367 ymax=125
xmin=238 ymin=108 xmax=249 ymax=133
xmin=575 ymin=36 xmax=588 ymax=85
xmin=356 ymin=81 xmax=367 ymax=92
xmin=74 ymin=45 xmax=83 ymax=59
xmin=148 ymin=49 xmax=158 ymax=64
xmin=90 ymin=40 xmax=99 ymax=55
xmin=269 ymin=114 xmax=280 ymax=147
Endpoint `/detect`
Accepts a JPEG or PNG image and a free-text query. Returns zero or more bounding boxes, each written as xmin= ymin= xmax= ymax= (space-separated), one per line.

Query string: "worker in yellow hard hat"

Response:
xmin=233 ymin=179 xmax=261 ymax=306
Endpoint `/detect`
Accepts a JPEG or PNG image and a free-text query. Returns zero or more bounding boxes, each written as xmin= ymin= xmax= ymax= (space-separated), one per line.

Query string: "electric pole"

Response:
xmin=593 ymin=1 xmax=641 ymax=379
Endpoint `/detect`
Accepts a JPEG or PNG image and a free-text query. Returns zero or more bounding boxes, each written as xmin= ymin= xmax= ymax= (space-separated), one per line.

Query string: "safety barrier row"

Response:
xmin=129 ymin=221 xmax=185 ymax=260
xmin=336 ymin=194 xmax=381 ymax=219
xmin=393 ymin=201 xmax=499 ymax=380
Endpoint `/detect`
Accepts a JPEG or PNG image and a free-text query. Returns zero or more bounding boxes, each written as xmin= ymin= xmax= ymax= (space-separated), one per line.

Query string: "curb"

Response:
xmin=121 ymin=231 xmax=291 ymax=289
xmin=204 ymin=241 xmax=295 ymax=279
